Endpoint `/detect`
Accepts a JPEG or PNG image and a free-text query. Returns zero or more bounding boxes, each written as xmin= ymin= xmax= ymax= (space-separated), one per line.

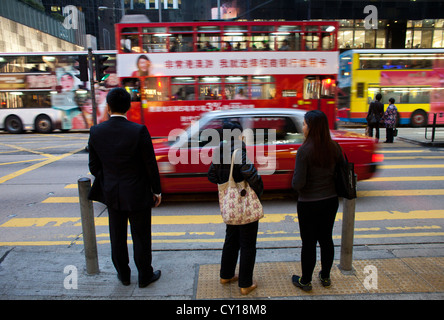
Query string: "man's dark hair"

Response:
xmin=223 ymin=121 xmax=243 ymax=132
xmin=375 ymin=93 xmax=382 ymax=101
xmin=106 ymin=87 xmax=131 ymax=114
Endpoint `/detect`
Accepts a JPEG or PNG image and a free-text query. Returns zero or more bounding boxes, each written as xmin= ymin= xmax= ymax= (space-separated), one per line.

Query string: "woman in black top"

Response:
xmin=208 ymin=121 xmax=263 ymax=295
xmin=291 ymin=110 xmax=342 ymax=291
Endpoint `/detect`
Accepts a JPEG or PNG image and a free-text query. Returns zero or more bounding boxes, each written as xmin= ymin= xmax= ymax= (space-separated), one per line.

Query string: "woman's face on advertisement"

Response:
xmin=81 ymin=101 xmax=93 ymax=114
xmin=138 ymin=58 xmax=150 ymax=72
xmin=61 ymin=74 xmax=74 ymax=90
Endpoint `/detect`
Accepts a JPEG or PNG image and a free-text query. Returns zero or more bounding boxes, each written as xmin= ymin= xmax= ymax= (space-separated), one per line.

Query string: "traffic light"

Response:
xmin=95 ymin=55 xmax=109 ymax=83
xmin=74 ymin=56 xmax=88 ymax=82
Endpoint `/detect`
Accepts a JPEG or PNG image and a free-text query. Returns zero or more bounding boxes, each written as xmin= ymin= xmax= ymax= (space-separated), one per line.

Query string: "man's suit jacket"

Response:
xmin=88 ymin=116 xmax=161 ymax=211
xmin=366 ymin=100 xmax=384 ymax=123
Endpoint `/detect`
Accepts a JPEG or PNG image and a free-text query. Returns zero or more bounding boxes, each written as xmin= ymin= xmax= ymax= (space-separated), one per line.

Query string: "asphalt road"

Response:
xmin=1 ymin=129 xmax=443 ymax=251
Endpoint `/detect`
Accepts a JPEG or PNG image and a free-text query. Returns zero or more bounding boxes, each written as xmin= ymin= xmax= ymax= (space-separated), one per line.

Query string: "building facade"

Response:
xmin=41 ymin=0 xmax=123 ymax=50
xmin=0 ymin=0 xmax=84 ymax=52
xmin=122 ymin=0 xmax=444 ymax=50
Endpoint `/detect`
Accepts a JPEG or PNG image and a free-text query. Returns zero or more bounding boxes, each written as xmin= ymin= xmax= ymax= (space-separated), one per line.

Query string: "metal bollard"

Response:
xmin=338 ymin=175 xmax=357 ymax=274
xmin=339 ymin=197 xmax=356 ymax=274
xmin=78 ymin=177 xmax=99 ymax=275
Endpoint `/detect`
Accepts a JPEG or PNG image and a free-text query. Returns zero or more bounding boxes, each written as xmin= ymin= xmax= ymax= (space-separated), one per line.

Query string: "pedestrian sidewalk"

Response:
xmin=338 ymin=124 xmax=444 ymax=147
xmin=398 ymin=127 xmax=444 ymax=147
xmin=0 ymin=243 xmax=443 ymax=300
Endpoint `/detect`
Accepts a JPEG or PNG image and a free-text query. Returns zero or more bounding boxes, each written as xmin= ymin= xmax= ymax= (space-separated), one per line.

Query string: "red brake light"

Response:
xmin=372 ymin=153 xmax=384 ymax=163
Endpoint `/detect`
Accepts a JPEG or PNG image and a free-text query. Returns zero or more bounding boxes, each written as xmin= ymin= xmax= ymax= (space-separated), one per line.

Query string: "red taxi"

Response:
xmin=153 ymin=109 xmax=380 ymax=193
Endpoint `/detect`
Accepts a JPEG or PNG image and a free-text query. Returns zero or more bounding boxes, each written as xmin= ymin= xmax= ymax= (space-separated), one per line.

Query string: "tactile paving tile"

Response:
xmin=401 ymin=257 xmax=444 ymax=291
xmin=195 ymin=257 xmax=444 ymax=299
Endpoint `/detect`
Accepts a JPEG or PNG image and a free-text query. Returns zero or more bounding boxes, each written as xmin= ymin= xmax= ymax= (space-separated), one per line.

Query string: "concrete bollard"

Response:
xmin=78 ymin=177 xmax=99 ymax=275
xmin=338 ymin=175 xmax=357 ymax=274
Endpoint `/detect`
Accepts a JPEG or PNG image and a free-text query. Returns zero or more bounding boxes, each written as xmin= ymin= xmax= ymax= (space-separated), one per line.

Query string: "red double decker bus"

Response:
xmin=115 ymin=19 xmax=339 ymax=138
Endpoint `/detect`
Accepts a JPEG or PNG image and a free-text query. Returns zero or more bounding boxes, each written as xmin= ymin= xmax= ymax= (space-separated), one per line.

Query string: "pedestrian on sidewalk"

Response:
xmin=383 ymin=97 xmax=398 ymax=143
xmin=88 ymin=87 xmax=162 ymax=288
xmin=208 ymin=121 xmax=263 ymax=295
xmin=291 ymin=110 xmax=343 ymax=292
xmin=366 ymin=93 xmax=384 ymax=140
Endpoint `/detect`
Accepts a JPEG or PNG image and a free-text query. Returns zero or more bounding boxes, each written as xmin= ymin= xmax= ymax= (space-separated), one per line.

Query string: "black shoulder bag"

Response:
xmin=334 ymin=145 xmax=357 ymax=200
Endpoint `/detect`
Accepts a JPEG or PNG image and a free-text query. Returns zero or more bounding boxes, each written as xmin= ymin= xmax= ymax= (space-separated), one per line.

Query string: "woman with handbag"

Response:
xmin=291 ymin=110 xmax=343 ymax=292
xmin=383 ymin=97 xmax=398 ymax=143
xmin=208 ymin=121 xmax=263 ymax=295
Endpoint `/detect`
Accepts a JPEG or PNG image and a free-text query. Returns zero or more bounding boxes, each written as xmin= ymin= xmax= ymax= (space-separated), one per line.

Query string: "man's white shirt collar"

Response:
xmin=110 ymin=114 xmax=127 ymax=119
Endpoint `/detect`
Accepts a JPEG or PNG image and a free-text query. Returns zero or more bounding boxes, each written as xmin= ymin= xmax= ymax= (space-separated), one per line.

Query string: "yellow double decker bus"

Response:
xmin=338 ymin=49 xmax=444 ymax=127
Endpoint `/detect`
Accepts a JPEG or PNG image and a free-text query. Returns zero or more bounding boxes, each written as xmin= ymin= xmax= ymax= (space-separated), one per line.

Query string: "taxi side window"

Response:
xmin=192 ymin=117 xmax=242 ymax=148
xmin=246 ymin=116 xmax=303 ymax=144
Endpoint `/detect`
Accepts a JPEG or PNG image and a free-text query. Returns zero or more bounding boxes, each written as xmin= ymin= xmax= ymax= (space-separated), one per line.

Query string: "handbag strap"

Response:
xmin=229 ymin=149 xmax=240 ymax=183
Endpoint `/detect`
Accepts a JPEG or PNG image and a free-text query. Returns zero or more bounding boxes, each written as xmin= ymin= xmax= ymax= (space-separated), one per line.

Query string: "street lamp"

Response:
xmin=98 ymin=6 xmax=125 ymax=19
xmin=98 ymin=6 xmax=125 ymax=48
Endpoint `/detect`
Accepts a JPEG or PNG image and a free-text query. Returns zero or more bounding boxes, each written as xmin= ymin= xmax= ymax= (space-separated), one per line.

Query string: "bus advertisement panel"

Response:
xmin=0 ymin=51 xmax=117 ymax=133
xmin=338 ymin=49 xmax=444 ymax=127
xmin=116 ymin=21 xmax=339 ymax=138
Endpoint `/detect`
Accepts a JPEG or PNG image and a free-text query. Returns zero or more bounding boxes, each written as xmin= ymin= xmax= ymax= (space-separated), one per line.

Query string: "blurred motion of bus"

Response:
xmin=116 ymin=19 xmax=339 ymax=138
xmin=0 ymin=51 xmax=117 ymax=133
xmin=338 ymin=49 xmax=444 ymax=127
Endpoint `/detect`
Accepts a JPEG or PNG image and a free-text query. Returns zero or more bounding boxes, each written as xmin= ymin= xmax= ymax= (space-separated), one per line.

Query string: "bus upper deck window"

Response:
xmin=223 ymin=26 xmax=248 ymax=51
xmin=276 ymin=25 xmax=302 ymax=51
xmin=142 ymin=34 xmax=168 ymax=53
xmin=169 ymin=26 xmax=194 ymax=52
xmin=197 ymin=26 xmax=221 ymax=51
xmin=304 ymin=26 xmax=320 ymax=51
xmin=121 ymin=35 xmax=140 ymax=53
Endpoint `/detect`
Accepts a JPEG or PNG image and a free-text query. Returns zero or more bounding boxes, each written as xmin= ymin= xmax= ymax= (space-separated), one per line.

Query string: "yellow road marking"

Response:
xmin=0 ymin=158 xmax=48 ymax=166
xmin=379 ymin=164 xmax=444 ymax=169
xmin=383 ymin=156 xmax=444 ymax=160
xmin=42 ymin=197 xmax=79 ymax=203
xmin=386 ymin=225 xmax=441 ymax=230
xmin=0 ymin=147 xmax=85 ymax=184
xmin=347 ymin=210 xmax=444 ymax=221
xmin=1 ymin=231 xmax=443 ymax=246
xmin=0 ymin=143 xmax=54 ymax=158
xmin=366 ymin=176 xmax=444 ymax=182
xmin=357 ymin=189 xmax=444 ymax=197
xmin=74 ymin=231 xmax=216 ymax=238
xmin=377 ymin=150 xmax=428 ymax=153
xmin=2 ymin=210 xmax=444 ymax=228
xmin=0 ymin=241 xmax=73 ymax=246
xmin=40 ymin=188 xmax=444 ymax=204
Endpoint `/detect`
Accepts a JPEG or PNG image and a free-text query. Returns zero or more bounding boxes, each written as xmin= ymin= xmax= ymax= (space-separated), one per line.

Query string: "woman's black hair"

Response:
xmin=303 ymin=110 xmax=337 ymax=167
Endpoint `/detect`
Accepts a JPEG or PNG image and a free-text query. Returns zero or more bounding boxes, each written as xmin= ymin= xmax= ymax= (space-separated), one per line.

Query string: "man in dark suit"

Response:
xmin=366 ymin=93 xmax=384 ymax=141
xmin=88 ymin=87 xmax=161 ymax=288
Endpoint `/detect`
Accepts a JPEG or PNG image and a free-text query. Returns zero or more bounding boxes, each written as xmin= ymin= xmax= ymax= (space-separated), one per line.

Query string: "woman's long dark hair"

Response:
xmin=303 ymin=110 xmax=337 ymax=168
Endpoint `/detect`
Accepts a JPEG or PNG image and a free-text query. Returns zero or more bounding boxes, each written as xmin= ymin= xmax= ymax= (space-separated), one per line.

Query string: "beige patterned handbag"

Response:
xmin=218 ymin=149 xmax=264 ymax=225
